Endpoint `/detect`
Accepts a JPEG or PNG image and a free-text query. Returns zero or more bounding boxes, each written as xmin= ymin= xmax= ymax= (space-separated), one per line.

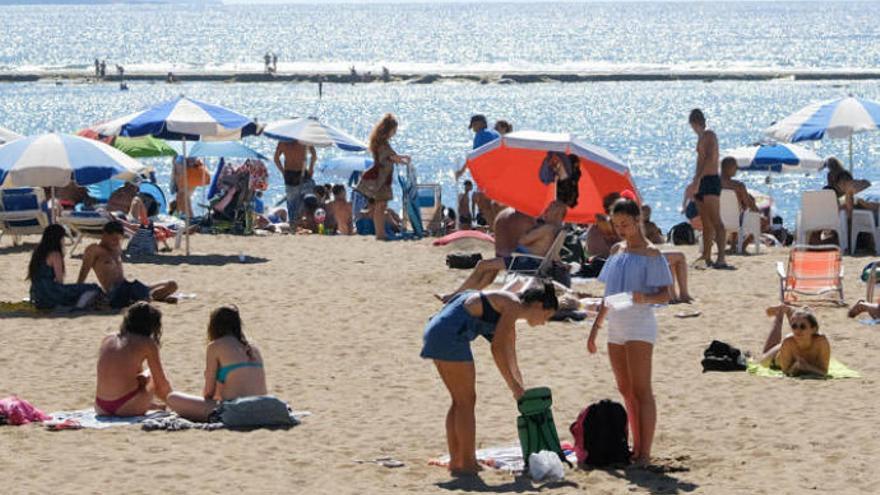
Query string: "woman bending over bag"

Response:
xmin=167 ymin=305 xmax=267 ymax=421
xmin=421 ymin=282 xmax=557 ymax=475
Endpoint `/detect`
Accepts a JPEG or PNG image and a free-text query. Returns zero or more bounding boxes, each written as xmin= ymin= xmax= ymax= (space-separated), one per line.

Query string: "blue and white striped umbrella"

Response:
xmin=263 ymin=117 xmax=367 ymax=151
xmin=179 ymin=141 xmax=267 ymax=160
xmin=0 ymin=133 xmax=148 ymax=187
xmin=765 ymin=97 xmax=880 ymax=142
xmin=725 ymin=143 xmax=823 ymax=173
xmin=90 ymin=96 xmax=259 ymax=141
xmin=0 ymin=126 xmax=22 ymax=145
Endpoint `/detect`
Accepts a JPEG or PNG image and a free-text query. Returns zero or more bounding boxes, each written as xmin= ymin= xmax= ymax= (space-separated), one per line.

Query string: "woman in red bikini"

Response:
xmin=95 ymin=302 xmax=172 ymax=416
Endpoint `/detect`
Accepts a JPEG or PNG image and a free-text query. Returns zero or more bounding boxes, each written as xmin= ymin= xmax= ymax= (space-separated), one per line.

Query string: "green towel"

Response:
xmin=747 ymin=358 xmax=861 ymax=379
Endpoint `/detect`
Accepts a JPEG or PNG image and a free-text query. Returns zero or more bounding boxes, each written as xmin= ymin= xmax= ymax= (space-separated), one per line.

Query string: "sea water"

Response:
xmin=1 ymin=2 xmax=879 ymax=230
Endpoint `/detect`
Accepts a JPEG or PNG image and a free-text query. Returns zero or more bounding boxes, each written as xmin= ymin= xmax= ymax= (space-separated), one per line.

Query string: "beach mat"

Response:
xmin=142 ymin=410 xmax=311 ymax=432
xmin=429 ymin=444 xmax=577 ymax=473
xmin=45 ymin=409 xmax=170 ymax=430
xmin=746 ymin=358 xmax=861 ymax=379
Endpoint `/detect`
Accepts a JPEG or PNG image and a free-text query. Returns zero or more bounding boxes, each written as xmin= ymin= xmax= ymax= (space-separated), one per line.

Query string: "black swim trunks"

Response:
xmin=284 ymin=170 xmax=306 ymax=187
xmin=695 ymin=174 xmax=721 ymax=201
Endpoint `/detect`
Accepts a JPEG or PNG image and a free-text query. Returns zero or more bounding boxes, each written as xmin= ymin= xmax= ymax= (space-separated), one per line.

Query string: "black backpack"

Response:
xmin=668 ymin=222 xmax=696 ymax=245
xmin=571 ymin=399 xmax=631 ymax=467
xmin=445 ymin=252 xmax=482 ymax=269
xmin=701 ymin=340 xmax=747 ymax=372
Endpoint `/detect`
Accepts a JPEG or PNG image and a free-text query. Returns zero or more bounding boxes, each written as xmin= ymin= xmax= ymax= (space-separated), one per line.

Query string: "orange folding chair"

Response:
xmin=777 ymin=245 xmax=844 ymax=305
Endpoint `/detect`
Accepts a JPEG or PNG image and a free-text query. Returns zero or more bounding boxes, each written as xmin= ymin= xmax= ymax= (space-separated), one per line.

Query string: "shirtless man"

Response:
xmin=686 ymin=109 xmax=730 ymax=269
xmin=77 ymin=221 xmax=178 ymax=309
xmin=458 ymin=180 xmax=474 ymax=229
xmin=473 ymin=191 xmax=498 ymax=230
xmin=720 ymin=157 xmax=759 ymax=213
xmin=274 ymin=140 xmax=317 ymax=223
xmin=437 ymin=201 xmax=568 ymax=302
xmin=493 ymin=207 xmax=538 ymax=258
xmin=328 ymin=184 xmax=353 ymax=235
xmin=761 ymin=304 xmax=830 ymax=377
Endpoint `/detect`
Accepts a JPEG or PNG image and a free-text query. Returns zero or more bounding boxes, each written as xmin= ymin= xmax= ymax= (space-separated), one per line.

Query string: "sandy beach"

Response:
xmin=1 ymin=233 xmax=878 ymax=494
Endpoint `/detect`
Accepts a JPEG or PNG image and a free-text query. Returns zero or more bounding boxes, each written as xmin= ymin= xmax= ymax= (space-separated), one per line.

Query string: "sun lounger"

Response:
xmin=720 ymin=189 xmax=761 ymax=254
xmin=57 ymin=210 xmax=113 ymax=255
xmin=777 ymin=244 xmax=844 ymax=305
xmin=503 ymin=230 xmax=567 ymax=284
xmin=0 ymin=187 xmax=50 ymax=246
xmin=795 ymin=190 xmax=847 ymax=252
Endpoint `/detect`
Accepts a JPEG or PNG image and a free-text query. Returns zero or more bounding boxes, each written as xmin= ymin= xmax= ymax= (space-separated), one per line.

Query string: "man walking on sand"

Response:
xmin=687 ymin=108 xmax=732 ymax=270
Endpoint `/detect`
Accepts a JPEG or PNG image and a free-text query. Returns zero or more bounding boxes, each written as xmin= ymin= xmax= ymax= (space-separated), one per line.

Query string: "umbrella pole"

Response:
xmin=849 ymin=135 xmax=854 ymax=173
xmin=183 ymin=137 xmax=191 ymax=256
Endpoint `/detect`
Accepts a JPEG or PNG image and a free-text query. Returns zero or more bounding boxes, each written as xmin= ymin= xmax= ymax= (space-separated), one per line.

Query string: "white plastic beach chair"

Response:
xmin=503 ymin=230 xmax=568 ymax=283
xmin=719 ymin=189 xmax=761 ymax=254
xmin=58 ymin=210 xmax=113 ymax=255
xmin=0 ymin=187 xmax=50 ymax=246
xmin=795 ymin=190 xmax=847 ymax=252
xmin=849 ymin=209 xmax=879 ymax=255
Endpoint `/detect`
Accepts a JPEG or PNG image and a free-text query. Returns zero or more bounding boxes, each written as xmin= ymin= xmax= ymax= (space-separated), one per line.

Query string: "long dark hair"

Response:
xmin=27 ymin=224 xmax=66 ymax=281
xmin=520 ymin=281 xmax=559 ymax=311
xmin=207 ymin=305 xmax=253 ymax=359
xmin=369 ymin=113 xmax=398 ymax=162
xmin=120 ymin=301 xmax=163 ymax=346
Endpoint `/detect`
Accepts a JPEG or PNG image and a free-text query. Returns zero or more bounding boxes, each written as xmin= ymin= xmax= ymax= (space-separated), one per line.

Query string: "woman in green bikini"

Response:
xmin=167 ymin=305 xmax=267 ymax=421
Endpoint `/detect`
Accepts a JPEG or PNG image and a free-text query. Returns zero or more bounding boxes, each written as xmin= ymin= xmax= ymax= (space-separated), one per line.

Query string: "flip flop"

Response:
xmin=675 ymin=310 xmax=701 ymax=318
xmin=712 ymin=262 xmax=737 ymax=271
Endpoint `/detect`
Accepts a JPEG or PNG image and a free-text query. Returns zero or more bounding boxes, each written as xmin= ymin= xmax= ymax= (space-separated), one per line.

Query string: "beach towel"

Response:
xmin=432 ymin=230 xmax=495 ymax=246
xmin=45 ymin=409 xmax=170 ymax=430
xmin=858 ymin=318 xmax=880 ymax=326
xmin=0 ymin=396 xmax=50 ymax=425
xmin=430 ymin=444 xmax=577 ymax=473
xmin=142 ymin=410 xmax=311 ymax=432
xmin=746 ymin=358 xmax=861 ymax=379
xmin=0 ymin=300 xmax=40 ymax=315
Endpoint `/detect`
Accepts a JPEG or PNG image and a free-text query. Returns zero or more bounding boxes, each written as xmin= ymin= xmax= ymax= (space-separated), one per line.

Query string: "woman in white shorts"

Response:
xmin=587 ymin=197 xmax=673 ymax=466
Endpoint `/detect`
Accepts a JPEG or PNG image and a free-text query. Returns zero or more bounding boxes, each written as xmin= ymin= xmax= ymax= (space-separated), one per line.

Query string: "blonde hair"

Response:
xmin=369 ymin=113 xmax=398 ymax=162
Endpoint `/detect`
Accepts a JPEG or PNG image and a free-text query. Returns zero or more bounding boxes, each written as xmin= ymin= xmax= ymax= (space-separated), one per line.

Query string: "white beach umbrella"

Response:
xmin=263 ymin=117 xmax=367 ymax=151
xmin=0 ymin=126 xmax=23 ymax=145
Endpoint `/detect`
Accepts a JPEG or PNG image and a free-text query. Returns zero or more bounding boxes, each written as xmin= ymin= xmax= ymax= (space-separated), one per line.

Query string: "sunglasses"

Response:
xmin=790 ymin=322 xmax=811 ymax=330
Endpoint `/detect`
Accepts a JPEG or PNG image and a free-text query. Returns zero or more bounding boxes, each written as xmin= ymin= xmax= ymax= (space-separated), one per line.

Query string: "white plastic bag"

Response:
xmin=528 ymin=451 xmax=564 ymax=482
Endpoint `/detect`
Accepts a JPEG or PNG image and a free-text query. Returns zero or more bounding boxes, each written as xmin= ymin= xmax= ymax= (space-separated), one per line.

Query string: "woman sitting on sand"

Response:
xmin=761 ymin=304 xmax=830 ymax=377
xmin=27 ymin=224 xmax=103 ymax=310
xmin=421 ymin=282 xmax=558 ymax=475
xmin=95 ymin=302 xmax=172 ymax=416
xmin=167 ymin=305 xmax=267 ymax=421
xmin=587 ymin=198 xmax=673 ymax=466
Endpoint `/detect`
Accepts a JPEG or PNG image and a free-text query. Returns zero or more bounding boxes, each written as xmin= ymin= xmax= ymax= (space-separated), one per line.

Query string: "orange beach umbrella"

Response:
xmin=465 ymin=131 xmax=639 ymax=224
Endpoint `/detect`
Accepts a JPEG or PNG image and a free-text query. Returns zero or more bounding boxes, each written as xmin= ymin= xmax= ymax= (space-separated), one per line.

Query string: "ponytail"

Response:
xmin=520 ymin=280 xmax=558 ymax=311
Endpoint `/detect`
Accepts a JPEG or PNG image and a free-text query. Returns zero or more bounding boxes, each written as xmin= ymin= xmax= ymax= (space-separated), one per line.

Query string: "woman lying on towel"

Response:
xmin=167 ymin=305 xmax=267 ymax=421
xmin=95 ymin=302 xmax=172 ymax=416
xmin=420 ymin=282 xmax=558 ymax=475
xmin=27 ymin=224 xmax=103 ymax=310
xmin=760 ymin=304 xmax=830 ymax=377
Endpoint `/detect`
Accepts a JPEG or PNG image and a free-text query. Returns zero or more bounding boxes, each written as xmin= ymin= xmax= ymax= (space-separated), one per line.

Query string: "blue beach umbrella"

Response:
xmin=263 ymin=117 xmax=367 ymax=151
xmin=182 ymin=141 xmax=267 ymax=160
xmin=89 ymin=96 xmax=259 ymax=254
xmin=316 ymin=156 xmax=373 ymax=181
xmin=725 ymin=143 xmax=823 ymax=174
xmin=765 ymin=96 xmax=880 ymax=170
xmin=0 ymin=133 xmax=148 ymax=188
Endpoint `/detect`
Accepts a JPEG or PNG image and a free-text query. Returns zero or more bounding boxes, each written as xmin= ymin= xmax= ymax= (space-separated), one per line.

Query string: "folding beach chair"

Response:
xmin=795 ymin=190 xmax=847 ymax=252
xmin=57 ymin=210 xmax=112 ymax=255
xmin=720 ymin=189 xmax=762 ymax=254
xmin=503 ymin=230 xmax=567 ymax=284
xmin=0 ymin=187 xmax=50 ymax=246
xmin=416 ymin=184 xmax=443 ymax=235
xmin=777 ymin=244 xmax=844 ymax=305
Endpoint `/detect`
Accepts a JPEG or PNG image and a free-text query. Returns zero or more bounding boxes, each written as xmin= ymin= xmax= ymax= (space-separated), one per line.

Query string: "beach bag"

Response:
xmin=214 ymin=396 xmax=298 ymax=428
xmin=668 ymin=222 xmax=696 ymax=245
xmin=516 ymin=387 xmax=571 ymax=468
xmin=446 ymin=252 xmax=482 ymax=269
xmin=701 ymin=340 xmax=747 ymax=372
xmin=125 ymin=226 xmax=157 ymax=256
xmin=570 ymin=399 xmax=630 ymax=467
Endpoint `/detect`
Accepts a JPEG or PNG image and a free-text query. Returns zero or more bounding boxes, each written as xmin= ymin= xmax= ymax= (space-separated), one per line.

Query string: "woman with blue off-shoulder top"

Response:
xmin=587 ymin=198 xmax=673 ymax=467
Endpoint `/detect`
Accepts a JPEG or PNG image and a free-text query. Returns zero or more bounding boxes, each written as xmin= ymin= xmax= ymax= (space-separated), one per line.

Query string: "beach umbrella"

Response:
xmin=183 ymin=141 xmax=267 ymax=160
xmin=0 ymin=126 xmax=22 ymax=145
xmin=465 ymin=131 xmax=638 ymax=224
xmin=89 ymin=96 xmax=259 ymax=254
xmin=316 ymin=156 xmax=373 ymax=180
xmin=263 ymin=117 xmax=367 ymax=151
xmin=764 ymin=96 xmax=880 ymax=170
xmin=0 ymin=133 xmax=148 ymax=188
xmin=725 ymin=143 xmax=823 ymax=173
xmin=113 ymin=136 xmax=178 ymax=158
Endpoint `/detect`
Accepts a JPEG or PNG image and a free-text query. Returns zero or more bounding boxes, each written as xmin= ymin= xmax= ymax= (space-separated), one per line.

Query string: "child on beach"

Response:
xmin=95 ymin=302 xmax=172 ymax=416
xmin=421 ymin=282 xmax=558 ymax=475
xmin=458 ymin=180 xmax=473 ymax=229
xmin=167 ymin=305 xmax=267 ymax=422
xmin=587 ymin=198 xmax=673 ymax=466
xmin=328 ymin=184 xmax=353 ymax=235
xmin=761 ymin=304 xmax=830 ymax=377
